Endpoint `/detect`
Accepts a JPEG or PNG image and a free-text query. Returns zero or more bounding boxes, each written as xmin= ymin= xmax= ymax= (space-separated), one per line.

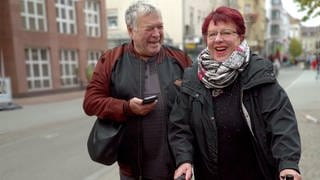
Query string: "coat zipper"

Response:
xmin=240 ymin=89 xmax=254 ymax=136
xmin=138 ymin=60 xmax=143 ymax=178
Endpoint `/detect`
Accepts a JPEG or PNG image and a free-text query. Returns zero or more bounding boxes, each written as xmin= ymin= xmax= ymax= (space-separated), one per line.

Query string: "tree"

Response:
xmin=85 ymin=64 xmax=95 ymax=82
xmin=294 ymin=0 xmax=320 ymax=21
xmin=288 ymin=38 xmax=302 ymax=62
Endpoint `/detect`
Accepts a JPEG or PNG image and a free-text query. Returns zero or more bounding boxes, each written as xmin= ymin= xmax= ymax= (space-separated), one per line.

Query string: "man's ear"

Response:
xmin=127 ymin=25 xmax=133 ymax=37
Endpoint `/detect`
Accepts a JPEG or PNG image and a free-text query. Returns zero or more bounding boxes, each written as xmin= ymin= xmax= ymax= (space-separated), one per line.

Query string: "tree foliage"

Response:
xmin=294 ymin=0 xmax=320 ymax=21
xmin=288 ymin=38 xmax=302 ymax=59
xmin=85 ymin=64 xmax=94 ymax=81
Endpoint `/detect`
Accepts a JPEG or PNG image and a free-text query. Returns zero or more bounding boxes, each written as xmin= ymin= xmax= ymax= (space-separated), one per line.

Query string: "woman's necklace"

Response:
xmin=212 ymin=89 xmax=224 ymax=97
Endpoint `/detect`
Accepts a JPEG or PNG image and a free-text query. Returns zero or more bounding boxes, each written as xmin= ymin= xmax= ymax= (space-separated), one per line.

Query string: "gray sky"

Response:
xmin=281 ymin=0 xmax=320 ymax=27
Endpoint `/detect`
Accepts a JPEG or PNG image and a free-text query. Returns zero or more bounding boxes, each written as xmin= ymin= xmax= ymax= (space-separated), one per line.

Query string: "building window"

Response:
xmin=59 ymin=49 xmax=79 ymax=87
xmin=107 ymin=9 xmax=118 ymax=29
xmin=271 ymin=0 xmax=280 ymax=5
xmin=271 ymin=10 xmax=280 ymax=20
xmin=55 ymin=0 xmax=77 ymax=34
xmin=197 ymin=10 xmax=201 ymax=26
xmin=84 ymin=0 xmax=101 ymax=37
xmin=189 ymin=7 xmax=194 ymax=27
xmin=25 ymin=48 xmax=52 ymax=90
xmin=271 ymin=24 xmax=280 ymax=35
xmin=20 ymin=0 xmax=47 ymax=31
xmin=244 ymin=4 xmax=252 ymax=13
xmin=87 ymin=51 xmax=101 ymax=67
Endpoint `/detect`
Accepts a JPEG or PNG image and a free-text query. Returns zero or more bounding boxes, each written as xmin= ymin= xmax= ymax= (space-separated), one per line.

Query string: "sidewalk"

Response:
xmin=1 ymin=90 xmax=86 ymax=133
xmin=12 ymin=90 xmax=85 ymax=106
xmin=7 ymin=89 xmax=121 ymax=180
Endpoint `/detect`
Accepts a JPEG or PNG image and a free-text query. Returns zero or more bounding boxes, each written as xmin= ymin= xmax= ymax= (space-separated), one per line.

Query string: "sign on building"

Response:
xmin=0 ymin=78 xmax=12 ymax=104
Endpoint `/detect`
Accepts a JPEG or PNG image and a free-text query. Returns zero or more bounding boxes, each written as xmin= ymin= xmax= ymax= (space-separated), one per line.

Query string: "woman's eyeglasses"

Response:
xmin=207 ymin=30 xmax=238 ymax=40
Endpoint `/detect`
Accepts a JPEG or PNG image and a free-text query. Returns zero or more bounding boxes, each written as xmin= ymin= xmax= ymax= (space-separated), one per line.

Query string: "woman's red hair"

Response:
xmin=202 ymin=6 xmax=246 ymax=38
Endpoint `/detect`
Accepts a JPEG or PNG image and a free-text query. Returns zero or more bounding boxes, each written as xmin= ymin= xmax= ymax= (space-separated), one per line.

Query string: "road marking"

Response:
xmin=284 ymin=72 xmax=303 ymax=91
xmin=283 ymin=71 xmax=319 ymax=124
xmin=44 ymin=133 xmax=59 ymax=139
xmin=305 ymin=114 xmax=319 ymax=124
xmin=84 ymin=167 xmax=109 ymax=180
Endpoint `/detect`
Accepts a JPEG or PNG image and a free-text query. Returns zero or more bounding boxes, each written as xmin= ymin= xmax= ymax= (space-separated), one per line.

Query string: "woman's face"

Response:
xmin=206 ymin=20 xmax=242 ymax=62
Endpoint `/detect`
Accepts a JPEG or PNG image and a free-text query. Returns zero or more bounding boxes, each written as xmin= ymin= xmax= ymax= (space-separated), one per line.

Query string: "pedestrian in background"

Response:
xmin=168 ymin=6 xmax=301 ymax=180
xmin=83 ymin=2 xmax=192 ymax=180
xmin=273 ymin=55 xmax=281 ymax=77
xmin=316 ymin=52 xmax=320 ymax=80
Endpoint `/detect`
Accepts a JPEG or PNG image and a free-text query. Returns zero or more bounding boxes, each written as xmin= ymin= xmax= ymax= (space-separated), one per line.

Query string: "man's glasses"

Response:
xmin=207 ymin=30 xmax=238 ymax=40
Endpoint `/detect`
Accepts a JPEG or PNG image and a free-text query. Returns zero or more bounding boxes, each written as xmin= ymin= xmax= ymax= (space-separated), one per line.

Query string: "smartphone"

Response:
xmin=142 ymin=95 xmax=158 ymax=104
xmin=175 ymin=174 xmax=185 ymax=180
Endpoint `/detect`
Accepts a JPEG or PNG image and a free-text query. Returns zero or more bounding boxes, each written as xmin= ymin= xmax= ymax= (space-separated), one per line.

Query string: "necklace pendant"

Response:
xmin=212 ymin=89 xmax=223 ymax=97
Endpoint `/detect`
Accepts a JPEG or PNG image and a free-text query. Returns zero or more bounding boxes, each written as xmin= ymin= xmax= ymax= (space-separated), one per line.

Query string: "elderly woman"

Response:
xmin=168 ymin=6 xmax=301 ymax=180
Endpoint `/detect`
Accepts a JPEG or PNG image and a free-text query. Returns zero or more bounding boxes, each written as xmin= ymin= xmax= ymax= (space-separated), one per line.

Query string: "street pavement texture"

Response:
xmin=283 ymin=69 xmax=320 ymax=179
xmin=3 ymin=66 xmax=320 ymax=180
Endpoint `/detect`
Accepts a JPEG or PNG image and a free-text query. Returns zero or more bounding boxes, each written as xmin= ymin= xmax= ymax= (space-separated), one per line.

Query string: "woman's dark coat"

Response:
xmin=168 ymin=53 xmax=301 ymax=179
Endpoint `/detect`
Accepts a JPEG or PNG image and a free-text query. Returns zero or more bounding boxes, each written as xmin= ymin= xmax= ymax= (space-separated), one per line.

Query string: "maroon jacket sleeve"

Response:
xmin=82 ymin=46 xmax=130 ymax=122
xmin=165 ymin=47 xmax=192 ymax=68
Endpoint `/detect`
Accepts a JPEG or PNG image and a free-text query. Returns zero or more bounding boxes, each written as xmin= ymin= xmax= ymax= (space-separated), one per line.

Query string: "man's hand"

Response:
xmin=128 ymin=97 xmax=157 ymax=116
xmin=174 ymin=163 xmax=192 ymax=180
xmin=279 ymin=169 xmax=301 ymax=180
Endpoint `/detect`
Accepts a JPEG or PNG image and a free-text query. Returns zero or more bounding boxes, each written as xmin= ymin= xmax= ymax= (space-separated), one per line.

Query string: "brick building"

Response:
xmin=0 ymin=0 xmax=107 ymax=97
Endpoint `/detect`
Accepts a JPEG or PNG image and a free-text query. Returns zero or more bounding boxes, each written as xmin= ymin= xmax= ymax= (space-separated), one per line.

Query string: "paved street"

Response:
xmin=279 ymin=67 xmax=320 ymax=179
xmin=96 ymin=66 xmax=320 ymax=180
xmin=0 ymin=66 xmax=319 ymax=180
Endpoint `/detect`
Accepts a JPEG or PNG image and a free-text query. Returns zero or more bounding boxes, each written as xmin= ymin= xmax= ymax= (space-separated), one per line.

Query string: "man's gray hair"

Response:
xmin=125 ymin=1 xmax=161 ymax=30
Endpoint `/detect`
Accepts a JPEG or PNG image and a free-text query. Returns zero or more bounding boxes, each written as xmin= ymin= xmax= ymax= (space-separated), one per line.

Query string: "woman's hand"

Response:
xmin=279 ymin=169 xmax=302 ymax=180
xmin=174 ymin=163 xmax=192 ymax=180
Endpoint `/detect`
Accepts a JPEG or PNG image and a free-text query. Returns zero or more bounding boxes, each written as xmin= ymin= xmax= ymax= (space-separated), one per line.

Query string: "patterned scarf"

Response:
xmin=197 ymin=40 xmax=250 ymax=97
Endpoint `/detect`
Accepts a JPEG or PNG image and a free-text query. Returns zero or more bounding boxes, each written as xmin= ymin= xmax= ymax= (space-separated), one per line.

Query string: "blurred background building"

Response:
xmin=0 ymin=0 xmax=106 ymax=97
xmin=0 ymin=0 xmax=319 ymax=97
xmin=107 ymin=0 xmax=266 ymax=60
xmin=106 ymin=0 xmax=214 ymax=60
xmin=265 ymin=0 xmax=291 ymax=62
xmin=216 ymin=0 xmax=266 ymax=55
xmin=301 ymin=26 xmax=320 ymax=54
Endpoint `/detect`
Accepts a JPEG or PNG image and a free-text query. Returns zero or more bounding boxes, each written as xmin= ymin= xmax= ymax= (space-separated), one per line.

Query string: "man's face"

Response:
xmin=128 ymin=13 xmax=164 ymax=57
